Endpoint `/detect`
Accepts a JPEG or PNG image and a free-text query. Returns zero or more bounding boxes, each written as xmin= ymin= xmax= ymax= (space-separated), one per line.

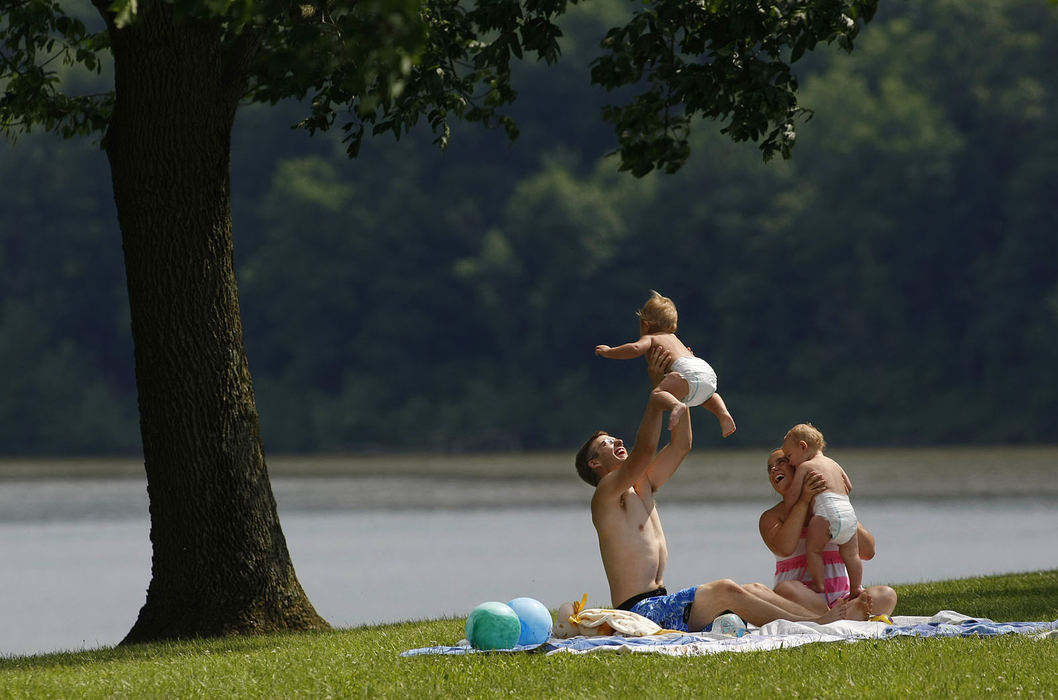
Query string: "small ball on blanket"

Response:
xmin=466 ymin=602 xmax=522 ymax=650
xmin=507 ymin=597 xmax=553 ymax=645
xmin=711 ymin=612 xmax=747 ymax=637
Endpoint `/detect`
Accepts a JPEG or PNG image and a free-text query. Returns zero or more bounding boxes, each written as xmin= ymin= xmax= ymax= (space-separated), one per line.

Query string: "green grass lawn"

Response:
xmin=3 ymin=570 xmax=1057 ymax=699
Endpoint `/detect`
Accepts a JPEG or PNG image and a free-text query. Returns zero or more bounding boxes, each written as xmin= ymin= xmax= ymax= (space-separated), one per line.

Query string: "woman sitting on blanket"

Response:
xmin=759 ymin=449 xmax=898 ymax=617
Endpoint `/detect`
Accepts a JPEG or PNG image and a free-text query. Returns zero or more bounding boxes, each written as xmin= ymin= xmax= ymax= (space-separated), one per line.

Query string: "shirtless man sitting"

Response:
xmin=573 ymin=349 xmax=856 ymax=631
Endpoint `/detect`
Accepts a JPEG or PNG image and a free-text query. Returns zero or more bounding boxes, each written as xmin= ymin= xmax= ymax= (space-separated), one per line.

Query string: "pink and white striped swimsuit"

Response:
xmin=773 ymin=529 xmax=850 ymax=608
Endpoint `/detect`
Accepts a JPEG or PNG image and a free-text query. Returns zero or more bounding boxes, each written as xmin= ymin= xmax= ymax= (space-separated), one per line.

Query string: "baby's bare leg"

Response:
xmin=650 ymin=381 xmax=687 ymax=431
xmin=839 ymin=533 xmax=864 ymax=599
xmin=805 ymin=515 xmax=831 ymax=593
xmin=656 ymin=371 xmax=689 ymax=400
xmin=703 ymin=393 xmax=736 ymax=437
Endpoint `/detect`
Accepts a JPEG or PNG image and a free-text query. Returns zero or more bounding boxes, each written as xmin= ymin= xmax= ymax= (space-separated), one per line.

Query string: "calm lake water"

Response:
xmin=2 ymin=447 xmax=1056 ymax=658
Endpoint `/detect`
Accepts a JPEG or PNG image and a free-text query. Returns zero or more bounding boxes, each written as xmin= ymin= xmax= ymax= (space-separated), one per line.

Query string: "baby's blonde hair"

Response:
xmin=637 ymin=290 xmax=678 ymax=334
xmin=785 ymin=423 xmax=827 ymax=452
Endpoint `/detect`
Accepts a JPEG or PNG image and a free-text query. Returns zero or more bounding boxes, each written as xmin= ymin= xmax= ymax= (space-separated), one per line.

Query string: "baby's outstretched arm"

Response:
xmin=595 ymin=336 xmax=651 ymax=359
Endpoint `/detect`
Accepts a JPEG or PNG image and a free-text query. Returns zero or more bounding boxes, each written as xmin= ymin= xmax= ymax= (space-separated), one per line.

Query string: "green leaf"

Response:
xmin=109 ymin=0 xmax=139 ymax=29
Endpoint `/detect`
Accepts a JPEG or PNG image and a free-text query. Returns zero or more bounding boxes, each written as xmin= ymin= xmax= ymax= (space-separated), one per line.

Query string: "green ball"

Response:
xmin=465 ymin=602 xmax=522 ymax=650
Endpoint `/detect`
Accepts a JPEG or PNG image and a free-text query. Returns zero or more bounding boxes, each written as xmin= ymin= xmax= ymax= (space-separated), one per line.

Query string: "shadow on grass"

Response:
xmin=0 ymin=627 xmax=342 ymax=671
xmin=0 ymin=616 xmax=461 ymax=671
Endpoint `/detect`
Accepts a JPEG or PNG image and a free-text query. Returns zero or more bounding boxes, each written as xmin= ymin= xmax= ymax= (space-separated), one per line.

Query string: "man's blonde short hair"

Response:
xmin=785 ymin=423 xmax=827 ymax=451
xmin=637 ymin=290 xmax=678 ymax=334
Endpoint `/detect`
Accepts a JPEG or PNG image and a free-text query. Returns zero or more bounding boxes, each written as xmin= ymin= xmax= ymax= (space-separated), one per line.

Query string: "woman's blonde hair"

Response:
xmin=637 ymin=290 xmax=678 ymax=334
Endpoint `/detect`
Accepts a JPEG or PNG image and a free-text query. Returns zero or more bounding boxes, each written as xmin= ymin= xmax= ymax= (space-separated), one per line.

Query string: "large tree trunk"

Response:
xmin=99 ymin=1 xmax=328 ymax=642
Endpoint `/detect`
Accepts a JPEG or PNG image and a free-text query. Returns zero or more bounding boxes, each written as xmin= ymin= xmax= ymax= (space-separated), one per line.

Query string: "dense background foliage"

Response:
xmin=2 ymin=0 xmax=1055 ymax=455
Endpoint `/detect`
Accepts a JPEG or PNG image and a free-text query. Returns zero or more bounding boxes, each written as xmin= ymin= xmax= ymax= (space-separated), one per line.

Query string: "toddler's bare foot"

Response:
xmin=845 ymin=592 xmax=873 ymax=621
xmin=719 ymin=413 xmax=736 ymax=437
xmin=669 ymin=403 xmax=687 ymax=431
xmin=847 ymin=585 xmax=865 ymax=600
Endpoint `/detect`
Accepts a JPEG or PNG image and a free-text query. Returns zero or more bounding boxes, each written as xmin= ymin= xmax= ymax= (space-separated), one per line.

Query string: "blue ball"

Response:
xmin=465 ymin=602 xmax=522 ymax=650
xmin=506 ymin=597 xmax=553 ymax=646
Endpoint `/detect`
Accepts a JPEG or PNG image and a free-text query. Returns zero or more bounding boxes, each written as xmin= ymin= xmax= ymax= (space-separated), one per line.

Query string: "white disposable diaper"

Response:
xmin=670 ymin=356 xmax=717 ymax=407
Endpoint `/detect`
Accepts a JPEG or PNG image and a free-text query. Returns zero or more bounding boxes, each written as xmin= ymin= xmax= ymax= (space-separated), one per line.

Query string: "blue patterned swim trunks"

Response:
xmin=626 ymin=586 xmax=698 ymax=632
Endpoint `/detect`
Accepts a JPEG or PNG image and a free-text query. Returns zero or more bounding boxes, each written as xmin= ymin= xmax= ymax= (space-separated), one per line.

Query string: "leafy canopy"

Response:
xmin=2 ymin=0 xmax=876 ymax=175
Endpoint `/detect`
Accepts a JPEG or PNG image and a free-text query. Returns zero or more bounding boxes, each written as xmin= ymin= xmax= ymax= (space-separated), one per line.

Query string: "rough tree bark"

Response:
xmin=98 ymin=0 xmax=328 ymax=642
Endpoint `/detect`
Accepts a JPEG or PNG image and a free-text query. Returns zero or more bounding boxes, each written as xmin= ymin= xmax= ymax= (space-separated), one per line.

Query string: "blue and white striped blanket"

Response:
xmin=400 ymin=611 xmax=1058 ymax=657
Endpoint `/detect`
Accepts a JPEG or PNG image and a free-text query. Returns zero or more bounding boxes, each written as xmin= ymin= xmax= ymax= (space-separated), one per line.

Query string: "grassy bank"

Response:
xmin=3 ymin=570 xmax=1057 ymax=698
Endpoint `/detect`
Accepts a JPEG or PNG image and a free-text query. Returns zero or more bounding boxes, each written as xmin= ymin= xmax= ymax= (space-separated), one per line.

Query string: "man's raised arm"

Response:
xmin=593 ymin=391 xmax=668 ymax=500
xmin=645 ymin=399 xmax=691 ymax=491
xmin=640 ymin=344 xmax=690 ymax=490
